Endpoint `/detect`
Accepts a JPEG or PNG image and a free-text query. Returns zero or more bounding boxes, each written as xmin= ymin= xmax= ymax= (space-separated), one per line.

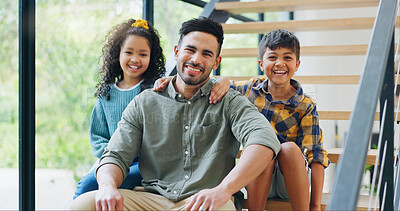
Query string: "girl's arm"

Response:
xmin=89 ymin=100 xmax=111 ymax=158
xmin=152 ymin=76 xmax=173 ymax=91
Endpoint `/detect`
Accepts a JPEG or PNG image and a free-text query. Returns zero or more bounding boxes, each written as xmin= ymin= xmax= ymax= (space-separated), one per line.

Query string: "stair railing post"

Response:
xmin=327 ymin=0 xmax=397 ymax=209
xmin=379 ymin=31 xmax=395 ymax=211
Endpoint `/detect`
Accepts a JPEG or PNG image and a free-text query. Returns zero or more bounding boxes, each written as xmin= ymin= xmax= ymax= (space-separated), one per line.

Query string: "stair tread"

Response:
xmin=224 ymin=75 xmax=361 ymax=84
xmin=215 ymin=0 xmax=379 ymax=14
xmin=221 ymin=44 xmax=369 ymax=57
xmin=237 ymin=148 xmax=379 ymax=165
xmin=243 ymin=192 xmax=377 ymax=210
xmin=327 ymin=148 xmax=378 ymax=165
xmin=222 ymin=17 xmax=400 ymax=34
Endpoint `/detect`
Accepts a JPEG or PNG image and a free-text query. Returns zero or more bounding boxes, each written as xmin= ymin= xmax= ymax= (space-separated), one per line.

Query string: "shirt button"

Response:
xmin=185 ymin=151 xmax=189 ymax=155
xmin=185 ymin=125 xmax=189 ymax=130
xmin=184 ymin=175 xmax=189 ymax=179
xmin=173 ymin=191 xmax=177 ymax=194
xmin=187 ymin=101 xmax=191 ymax=105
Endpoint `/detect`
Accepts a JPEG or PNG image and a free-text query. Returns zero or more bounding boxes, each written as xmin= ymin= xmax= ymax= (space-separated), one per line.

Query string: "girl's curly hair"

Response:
xmin=95 ymin=19 xmax=166 ymax=100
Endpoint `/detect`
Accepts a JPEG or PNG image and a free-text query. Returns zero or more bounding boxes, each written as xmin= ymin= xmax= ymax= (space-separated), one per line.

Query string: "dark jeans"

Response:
xmin=73 ymin=161 xmax=142 ymax=199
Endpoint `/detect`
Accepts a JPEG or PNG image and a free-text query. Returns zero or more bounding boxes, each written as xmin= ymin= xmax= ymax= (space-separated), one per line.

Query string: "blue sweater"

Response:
xmin=89 ymin=83 xmax=144 ymax=158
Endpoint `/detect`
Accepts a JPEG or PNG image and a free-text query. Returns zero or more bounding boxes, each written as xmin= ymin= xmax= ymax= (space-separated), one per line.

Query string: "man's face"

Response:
xmin=174 ymin=31 xmax=221 ymax=86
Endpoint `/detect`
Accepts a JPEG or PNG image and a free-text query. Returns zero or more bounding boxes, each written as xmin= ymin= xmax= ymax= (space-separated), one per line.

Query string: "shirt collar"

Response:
xmin=166 ymin=76 xmax=213 ymax=101
xmin=254 ymin=78 xmax=304 ymax=107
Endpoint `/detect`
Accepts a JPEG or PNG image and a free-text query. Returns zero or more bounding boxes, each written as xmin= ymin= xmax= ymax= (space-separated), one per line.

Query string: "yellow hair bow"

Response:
xmin=131 ymin=19 xmax=149 ymax=30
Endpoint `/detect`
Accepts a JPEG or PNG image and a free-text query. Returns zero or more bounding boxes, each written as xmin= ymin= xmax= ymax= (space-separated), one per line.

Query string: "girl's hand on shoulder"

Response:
xmin=153 ymin=76 xmax=172 ymax=92
xmin=209 ymin=77 xmax=230 ymax=104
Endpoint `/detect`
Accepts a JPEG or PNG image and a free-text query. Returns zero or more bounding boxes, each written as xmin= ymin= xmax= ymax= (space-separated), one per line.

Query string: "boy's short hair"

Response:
xmin=258 ymin=29 xmax=300 ymax=60
xmin=178 ymin=17 xmax=224 ymax=56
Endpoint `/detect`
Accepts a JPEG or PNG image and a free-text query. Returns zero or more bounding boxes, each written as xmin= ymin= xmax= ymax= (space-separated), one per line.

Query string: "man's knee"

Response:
xmin=215 ymin=198 xmax=236 ymax=211
xmin=67 ymin=190 xmax=97 ymax=210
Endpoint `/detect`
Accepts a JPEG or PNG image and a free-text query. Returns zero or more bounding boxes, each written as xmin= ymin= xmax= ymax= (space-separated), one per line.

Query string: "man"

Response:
xmin=68 ymin=17 xmax=280 ymax=211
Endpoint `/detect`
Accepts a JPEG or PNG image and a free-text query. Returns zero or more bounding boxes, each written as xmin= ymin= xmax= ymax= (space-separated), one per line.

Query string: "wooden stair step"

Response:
xmin=242 ymin=193 xmax=376 ymax=210
xmin=215 ymin=0 xmax=379 ymax=14
xmin=221 ymin=44 xmax=369 ymax=57
xmin=327 ymin=148 xmax=378 ymax=165
xmin=319 ymin=111 xmax=380 ymax=121
xmin=222 ymin=17 xmax=400 ymax=34
xmin=224 ymin=75 xmax=361 ymax=84
xmin=224 ymin=75 xmax=400 ymax=85
xmin=237 ymin=148 xmax=379 ymax=165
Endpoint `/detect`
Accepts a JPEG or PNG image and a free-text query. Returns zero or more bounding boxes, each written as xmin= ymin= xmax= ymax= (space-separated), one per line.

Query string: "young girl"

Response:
xmin=73 ymin=18 xmax=165 ymax=199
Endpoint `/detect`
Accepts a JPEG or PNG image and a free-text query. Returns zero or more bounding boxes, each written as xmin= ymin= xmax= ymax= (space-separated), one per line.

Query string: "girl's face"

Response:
xmin=119 ymin=35 xmax=151 ymax=85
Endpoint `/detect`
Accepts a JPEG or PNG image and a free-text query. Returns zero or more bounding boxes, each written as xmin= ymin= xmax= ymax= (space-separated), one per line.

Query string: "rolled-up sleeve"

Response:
xmin=301 ymin=103 xmax=330 ymax=168
xmin=227 ymin=91 xmax=281 ymax=158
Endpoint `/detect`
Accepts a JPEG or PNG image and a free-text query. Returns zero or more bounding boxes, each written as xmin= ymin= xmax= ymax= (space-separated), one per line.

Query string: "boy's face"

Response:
xmin=258 ymin=47 xmax=300 ymax=87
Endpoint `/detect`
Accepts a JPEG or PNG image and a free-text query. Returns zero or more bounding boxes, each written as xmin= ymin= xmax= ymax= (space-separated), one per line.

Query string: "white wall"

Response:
xmin=292 ymin=6 xmax=382 ymax=193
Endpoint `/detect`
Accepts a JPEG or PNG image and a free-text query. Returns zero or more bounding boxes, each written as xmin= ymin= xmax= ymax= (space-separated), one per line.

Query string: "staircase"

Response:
xmin=210 ymin=0 xmax=398 ymax=209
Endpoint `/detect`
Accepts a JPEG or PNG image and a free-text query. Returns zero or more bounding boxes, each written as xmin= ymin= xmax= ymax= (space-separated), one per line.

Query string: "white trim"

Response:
xmin=113 ymin=79 xmax=144 ymax=91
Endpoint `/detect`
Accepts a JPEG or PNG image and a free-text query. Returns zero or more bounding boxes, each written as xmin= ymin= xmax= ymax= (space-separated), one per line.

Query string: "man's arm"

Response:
xmin=185 ymin=144 xmax=274 ymax=211
xmin=310 ymin=162 xmax=324 ymax=211
xmin=95 ymin=164 xmax=125 ymax=211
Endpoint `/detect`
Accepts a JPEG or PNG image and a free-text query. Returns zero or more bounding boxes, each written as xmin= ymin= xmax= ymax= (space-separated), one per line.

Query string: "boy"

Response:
xmin=231 ymin=29 xmax=330 ymax=210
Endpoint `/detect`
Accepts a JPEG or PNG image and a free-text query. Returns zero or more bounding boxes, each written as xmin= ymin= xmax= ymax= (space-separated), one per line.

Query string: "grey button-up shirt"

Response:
xmin=97 ymin=77 xmax=280 ymax=201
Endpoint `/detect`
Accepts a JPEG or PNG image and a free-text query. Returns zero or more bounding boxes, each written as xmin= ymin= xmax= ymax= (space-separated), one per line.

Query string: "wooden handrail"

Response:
xmin=215 ymin=0 xmax=379 ymax=14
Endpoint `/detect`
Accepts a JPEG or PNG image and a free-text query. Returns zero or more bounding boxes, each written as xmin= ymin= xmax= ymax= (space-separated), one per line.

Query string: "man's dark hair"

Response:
xmin=178 ymin=17 xmax=224 ymax=56
xmin=258 ymin=29 xmax=300 ymax=60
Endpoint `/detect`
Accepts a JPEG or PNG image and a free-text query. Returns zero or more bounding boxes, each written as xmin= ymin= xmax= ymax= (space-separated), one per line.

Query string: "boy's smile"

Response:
xmin=259 ymin=47 xmax=300 ymax=88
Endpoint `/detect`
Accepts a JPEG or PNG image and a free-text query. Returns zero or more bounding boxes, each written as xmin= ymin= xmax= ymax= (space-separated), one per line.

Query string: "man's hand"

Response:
xmin=95 ymin=185 xmax=124 ymax=211
xmin=153 ymin=77 xmax=172 ymax=92
xmin=209 ymin=77 xmax=230 ymax=104
xmin=184 ymin=187 xmax=231 ymax=211
xmin=95 ymin=164 xmax=125 ymax=211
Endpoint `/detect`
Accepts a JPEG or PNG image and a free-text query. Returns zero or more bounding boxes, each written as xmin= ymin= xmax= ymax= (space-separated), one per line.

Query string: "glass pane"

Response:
xmin=0 ymin=0 xmax=19 ymax=209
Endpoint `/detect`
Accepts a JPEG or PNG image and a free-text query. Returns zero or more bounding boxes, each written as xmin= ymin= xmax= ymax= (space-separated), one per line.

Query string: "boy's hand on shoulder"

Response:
xmin=153 ymin=76 xmax=172 ymax=92
xmin=209 ymin=77 xmax=230 ymax=104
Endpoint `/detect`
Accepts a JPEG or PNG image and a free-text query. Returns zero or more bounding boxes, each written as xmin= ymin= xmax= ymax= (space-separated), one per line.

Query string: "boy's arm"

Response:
xmin=209 ymin=76 xmax=231 ymax=104
xmin=153 ymin=76 xmax=231 ymax=104
xmin=310 ymin=162 xmax=324 ymax=210
xmin=210 ymin=76 xmax=265 ymax=103
xmin=300 ymin=102 xmax=329 ymax=210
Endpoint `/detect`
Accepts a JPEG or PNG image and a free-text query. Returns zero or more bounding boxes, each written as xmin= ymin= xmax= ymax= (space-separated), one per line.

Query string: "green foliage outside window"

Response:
xmin=0 ymin=0 xmax=276 ymax=179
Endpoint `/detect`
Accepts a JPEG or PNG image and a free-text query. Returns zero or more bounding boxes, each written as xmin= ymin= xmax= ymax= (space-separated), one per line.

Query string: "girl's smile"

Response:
xmin=118 ymin=35 xmax=151 ymax=88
